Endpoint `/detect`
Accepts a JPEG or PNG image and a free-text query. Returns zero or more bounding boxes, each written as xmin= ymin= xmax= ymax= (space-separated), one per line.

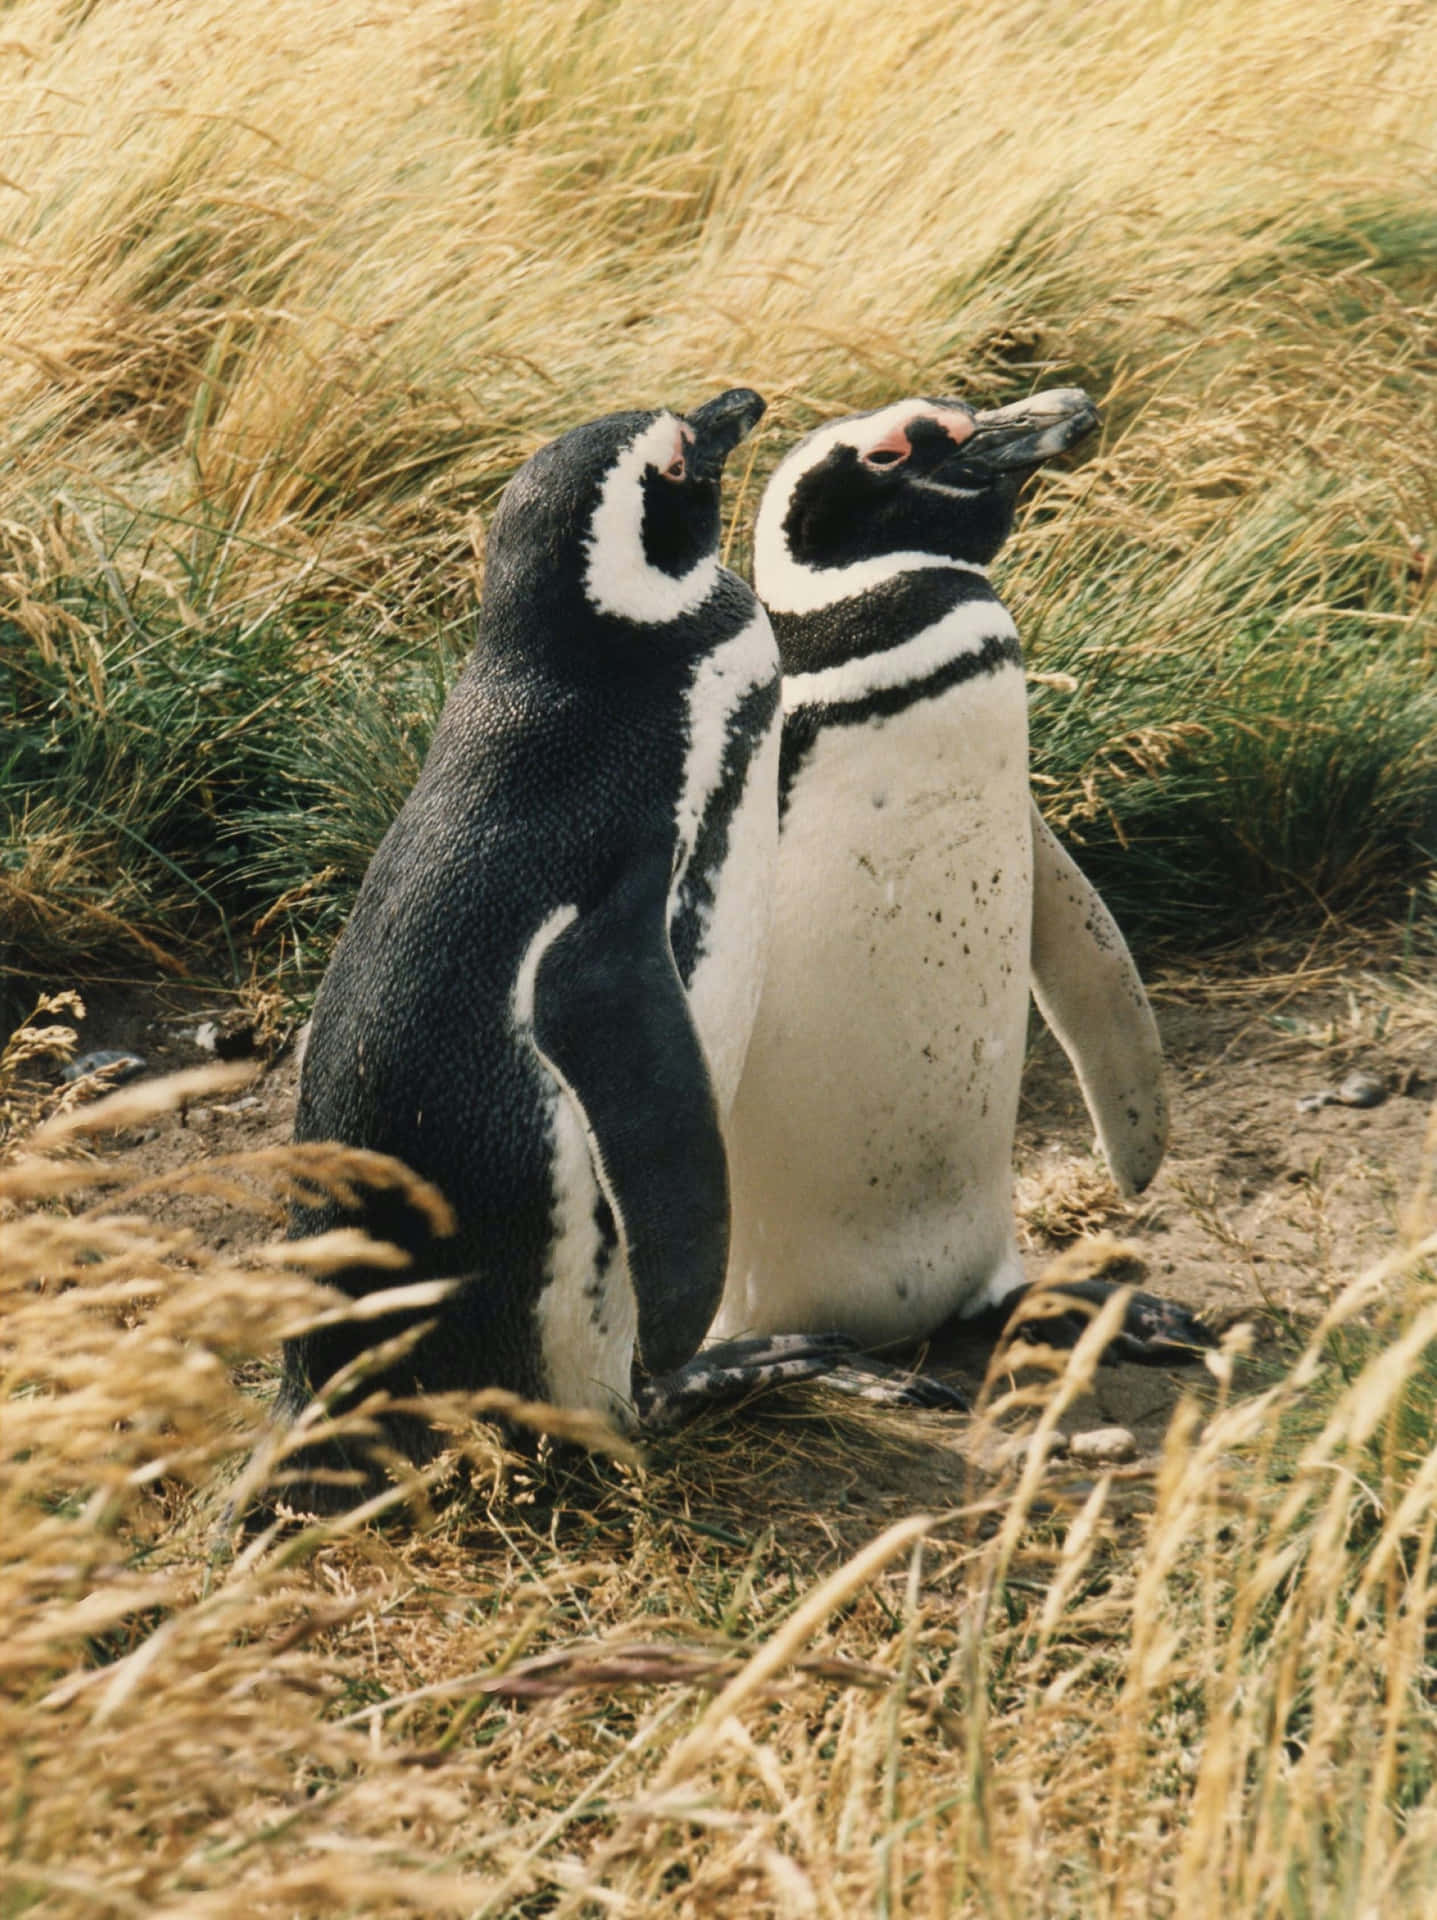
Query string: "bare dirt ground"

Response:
xmin=28 ymin=949 xmax=1437 ymax=1549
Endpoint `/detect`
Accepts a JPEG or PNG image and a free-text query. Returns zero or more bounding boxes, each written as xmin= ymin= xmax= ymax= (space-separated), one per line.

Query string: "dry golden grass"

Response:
xmin=3 ymin=0 xmax=1434 ymax=980
xmin=2 ymin=0 xmax=1433 ymax=603
xmin=4 ymin=3 xmax=1437 ymax=1910
xmin=1017 ymin=1158 xmax=1132 ymax=1250
xmin=3 ymin=1044 xmax=1437 ymax=1916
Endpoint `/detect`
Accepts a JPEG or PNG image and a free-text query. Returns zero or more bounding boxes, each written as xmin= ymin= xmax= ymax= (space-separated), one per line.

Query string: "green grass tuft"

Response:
xmin=0 ymin=0 xmax=1432 ymax=993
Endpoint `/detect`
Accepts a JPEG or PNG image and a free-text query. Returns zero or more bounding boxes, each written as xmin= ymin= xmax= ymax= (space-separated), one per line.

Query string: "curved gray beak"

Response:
xmin=962 ymin=386 xmax=1099 ymax=473
xmin=686 ymin=387 xmax=767 ymax=477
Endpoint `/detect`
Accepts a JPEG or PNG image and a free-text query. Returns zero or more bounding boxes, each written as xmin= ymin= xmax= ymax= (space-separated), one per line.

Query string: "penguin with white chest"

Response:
xmin=715 ymin=388 xmax=1211 ymax=1361
xmin=279 ymin=390 xmax=845 ymax=1503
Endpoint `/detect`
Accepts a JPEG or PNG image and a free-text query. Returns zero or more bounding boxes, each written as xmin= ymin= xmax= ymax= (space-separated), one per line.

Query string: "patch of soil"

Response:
xmin=997 ymin=964 xmax=1436 ymax=1456
xmin=24 ymin=958 xmax=1437 ymax=1538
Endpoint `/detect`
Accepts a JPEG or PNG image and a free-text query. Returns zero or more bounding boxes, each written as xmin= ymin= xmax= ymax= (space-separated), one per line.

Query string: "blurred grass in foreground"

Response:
xmin=1 ymin=0 xmax=1434 ymax=1004
xmin=2 ymin=1048 xmax=1436 ymax=1916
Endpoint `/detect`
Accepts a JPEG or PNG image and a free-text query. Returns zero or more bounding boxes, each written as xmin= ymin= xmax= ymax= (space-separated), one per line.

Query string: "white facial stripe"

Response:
xmin=670 ymin=606 xmax=777 ymax=895
xmin=754 ymin=400 xmax=983 ymax=615
xmin=783 ymin=594 xmax=1018 ymax=710
xmin=583 ymin=413 xmax=719 ymax=625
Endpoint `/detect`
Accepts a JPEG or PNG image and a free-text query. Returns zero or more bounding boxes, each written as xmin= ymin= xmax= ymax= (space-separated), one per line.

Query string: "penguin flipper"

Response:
xmin=532 ymin=852 xmax=729 ymax=1377
xmin=1028 ymin=800 xmax=1168 ymax=1195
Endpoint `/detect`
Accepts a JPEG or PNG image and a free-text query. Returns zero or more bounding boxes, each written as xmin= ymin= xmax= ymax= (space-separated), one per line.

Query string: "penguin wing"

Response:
xmin=531 ymin=851 xmax=729 ymax=1375
xmin=1028 ymin=800 xmax=1168 ymax=1195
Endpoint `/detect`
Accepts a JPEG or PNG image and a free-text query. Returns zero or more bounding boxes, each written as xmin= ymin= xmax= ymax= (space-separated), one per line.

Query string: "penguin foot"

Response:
xmin=637 ymin=1332 xmax=856 ymax=1428
xmin=812 ymin=1357 xmax=971 ymax=1412
xmin=637 ymin=1335 xmax=970 ymax=1425
xmin=996 ymin=1278 xmax=1216 ymax=1364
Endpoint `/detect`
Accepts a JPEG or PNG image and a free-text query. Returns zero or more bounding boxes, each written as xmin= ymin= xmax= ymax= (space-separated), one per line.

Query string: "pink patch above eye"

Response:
xmin=864 ymin=423 xmax=912 ymax=461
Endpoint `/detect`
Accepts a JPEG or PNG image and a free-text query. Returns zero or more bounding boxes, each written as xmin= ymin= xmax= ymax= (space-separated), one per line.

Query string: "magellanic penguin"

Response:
xmin=714 ymin=388 xmax=1212 ymax=1361
xmin=278 ymin=389 xmax=842 ymax=1501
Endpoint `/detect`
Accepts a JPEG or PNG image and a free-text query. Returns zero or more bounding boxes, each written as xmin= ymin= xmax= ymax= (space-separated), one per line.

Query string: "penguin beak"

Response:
xmin=954 ymin=387 xmax=1099 ymax=475
xmin=685 ymin=387 xmax=767 ymax=479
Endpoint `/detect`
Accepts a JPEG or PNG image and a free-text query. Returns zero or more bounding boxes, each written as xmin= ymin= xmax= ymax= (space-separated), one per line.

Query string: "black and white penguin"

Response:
xmin=714 ymin=389 xmax=1211 ymax=1360
xmin=279 ymin=389 xmax=835 ymax=1493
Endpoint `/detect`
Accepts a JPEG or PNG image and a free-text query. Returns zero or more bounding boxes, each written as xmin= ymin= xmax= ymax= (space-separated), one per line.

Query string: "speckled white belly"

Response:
xmin=716 ymin=662 xmax=1033 ymax=1345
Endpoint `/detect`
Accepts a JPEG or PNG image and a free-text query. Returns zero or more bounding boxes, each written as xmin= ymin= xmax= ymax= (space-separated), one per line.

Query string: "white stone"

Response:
xmin=1069 ymin=1425 xmax=1138 ymax=1464
xmin=996 ymin=1429 xmax=1070 ymax=1471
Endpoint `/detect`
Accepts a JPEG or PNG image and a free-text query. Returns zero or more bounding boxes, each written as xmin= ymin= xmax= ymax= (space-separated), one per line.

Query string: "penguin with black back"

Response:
xmin=715 ymin=389 xmax=1214 ymax=1365
xmin=277 ymin=390 xmax=851 ymax=1509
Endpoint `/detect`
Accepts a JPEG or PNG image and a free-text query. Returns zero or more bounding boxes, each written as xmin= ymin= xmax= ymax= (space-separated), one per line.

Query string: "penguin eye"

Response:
xmin=661 ymin=453 xmax=687 ymax=483
xmin=861 ymin=446 xmax=909 ymax=470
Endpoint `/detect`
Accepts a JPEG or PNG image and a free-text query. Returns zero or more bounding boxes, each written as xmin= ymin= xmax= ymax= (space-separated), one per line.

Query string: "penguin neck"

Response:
xmin=755 ymin=535 xmax=993 ymax=618
xmin=474 ymin=556 xmax=757 ymax=693
xmin=769 ymin=565 xmax=1008 ymax=679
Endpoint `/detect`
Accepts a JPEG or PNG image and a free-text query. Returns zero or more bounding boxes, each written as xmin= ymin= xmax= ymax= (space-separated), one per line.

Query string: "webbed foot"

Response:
xmin=637 ymin=1333 xmax=970 ymax=1426
xmin=809 ymin=1355 xmax=970 ymax=1411
xmin=994 ymin=1277 xmax=1216 ymax=1363
xmin=637 ymin=1332 xmax=856 ymax=1428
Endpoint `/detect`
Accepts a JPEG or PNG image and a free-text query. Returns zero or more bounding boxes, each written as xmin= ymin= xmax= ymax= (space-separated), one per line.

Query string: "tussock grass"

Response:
xmin=1016 ymin=270 xmax=1437 ymax=939
xmin=4 ymin=1040 xmax=1437 ymax=1914
xmin=3 ymin=14 xmax=1435 ymax=1905
xmin=1 ymin=0 xmax=1434 ymax=986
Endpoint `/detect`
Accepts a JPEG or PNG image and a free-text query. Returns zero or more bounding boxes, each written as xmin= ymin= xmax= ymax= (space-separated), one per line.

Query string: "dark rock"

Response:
xmin=61 ymin=1050 xmax=147 ymax=1090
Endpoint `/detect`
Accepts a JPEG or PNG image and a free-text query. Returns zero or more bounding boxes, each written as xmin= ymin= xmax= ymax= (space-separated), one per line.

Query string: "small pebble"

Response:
xmin=1069 ymin=1425 xmax=1138 ymax=1465
xmin=186 ymin=1106 xmax=215 ymax=1129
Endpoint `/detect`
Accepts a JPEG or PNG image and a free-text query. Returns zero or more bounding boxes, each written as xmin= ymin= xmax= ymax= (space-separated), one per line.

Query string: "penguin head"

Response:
xmin=755 ymin=387 xmax=1097 ymax=614
xmin=484 ymin=389 xmax=766 ymax=636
